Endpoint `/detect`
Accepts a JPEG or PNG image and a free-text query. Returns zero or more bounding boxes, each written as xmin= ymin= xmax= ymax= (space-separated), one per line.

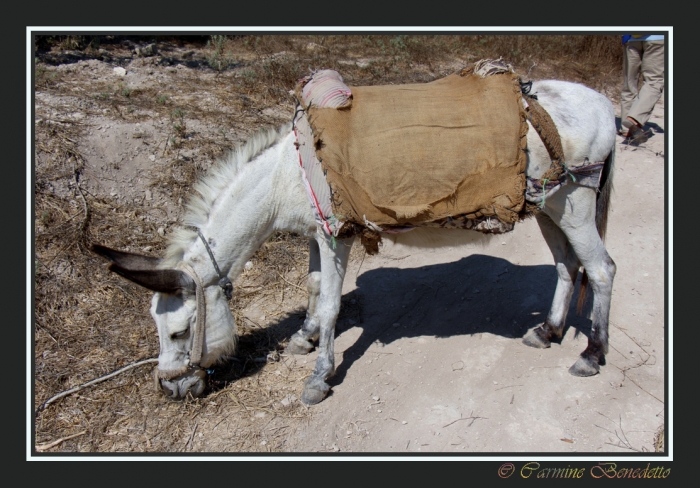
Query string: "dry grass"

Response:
xmin=33 ymin=34 xmax=625 ymax=453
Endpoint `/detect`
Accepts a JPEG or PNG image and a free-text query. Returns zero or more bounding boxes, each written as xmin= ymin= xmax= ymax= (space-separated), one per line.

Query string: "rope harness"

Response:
xmin=520 ymin=80 xmax=604 ymax=212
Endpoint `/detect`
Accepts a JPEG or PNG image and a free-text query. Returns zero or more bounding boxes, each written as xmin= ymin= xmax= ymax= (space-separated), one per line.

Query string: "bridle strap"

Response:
xmin=193 ymin=228 xmax=233 ymax=301
xmin=176 ymin=262 xmax=205 ymax=367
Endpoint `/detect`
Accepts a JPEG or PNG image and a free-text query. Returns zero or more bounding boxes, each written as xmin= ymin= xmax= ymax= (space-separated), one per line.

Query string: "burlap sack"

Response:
xmin=306 ymin=70 xmax=528 ymax=227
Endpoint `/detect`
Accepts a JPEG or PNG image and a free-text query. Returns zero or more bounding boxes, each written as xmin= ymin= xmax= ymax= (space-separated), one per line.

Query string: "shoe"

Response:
xmin=621 ymin=117 xmax=649 ymax=145
xmin=626 ymin=124 xmax=649 ymax=145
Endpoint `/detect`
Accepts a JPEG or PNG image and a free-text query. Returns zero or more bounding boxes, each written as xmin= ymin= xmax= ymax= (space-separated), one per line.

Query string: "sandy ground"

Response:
xmin=283 ymin=100 xmax=667 ymax=454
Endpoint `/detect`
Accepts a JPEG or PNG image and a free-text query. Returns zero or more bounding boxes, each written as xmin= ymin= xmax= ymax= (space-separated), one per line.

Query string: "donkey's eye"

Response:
xmin=170 ymin=328 xmax=189 ymax=340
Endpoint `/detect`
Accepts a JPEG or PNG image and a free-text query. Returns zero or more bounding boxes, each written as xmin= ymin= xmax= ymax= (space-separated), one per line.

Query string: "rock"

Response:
xmin=135 ymin=44 xmax=157 ymax=57
xmin=113 ymin=67 xmax=126 ymax=77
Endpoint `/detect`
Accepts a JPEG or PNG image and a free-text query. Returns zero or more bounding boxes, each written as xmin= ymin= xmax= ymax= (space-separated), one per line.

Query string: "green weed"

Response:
xmin=206 ymin=35 xmax=235 ymax=71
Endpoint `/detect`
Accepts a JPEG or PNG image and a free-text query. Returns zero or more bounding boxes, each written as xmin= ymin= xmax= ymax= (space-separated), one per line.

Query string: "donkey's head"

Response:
xmin=92 ymin=244 xmax=237 ymax=400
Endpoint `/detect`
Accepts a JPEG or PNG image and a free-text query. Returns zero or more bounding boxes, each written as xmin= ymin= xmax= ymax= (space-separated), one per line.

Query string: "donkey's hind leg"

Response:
xmin=286 ymin=239 xmax=322 ymax=355
xmin=542 ymin=186 xmax=616 ymax=376
xmin=523 ymin=212 xmax=581 ymax=349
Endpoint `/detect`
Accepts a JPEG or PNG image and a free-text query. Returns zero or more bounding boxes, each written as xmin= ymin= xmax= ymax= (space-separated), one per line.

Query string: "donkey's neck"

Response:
xmin=183 ymin=131 xmax=316 ymax=284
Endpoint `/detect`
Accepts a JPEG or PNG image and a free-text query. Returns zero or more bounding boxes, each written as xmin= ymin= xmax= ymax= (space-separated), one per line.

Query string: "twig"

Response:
xmin=36 ymin=357 xmax=158 ymax=413
xmin=35 ymin=431 xmax=87 ymax=451
xmin=184 ymin=422 xmax=198 ymax=451
xmin=442 ymin=410 xmax=487 ymax=428
xmin=595 ymin=412 xmax=643 ymax=452
xmin=74 ymin=167 xmax=90 ymax=235
xmin=609 ymin=322 xmax=664 ymax=404
xmin=495 ymin=384 xmax=523 ymax=391
xmin=275 ymin=271 xmax=306 ymax=292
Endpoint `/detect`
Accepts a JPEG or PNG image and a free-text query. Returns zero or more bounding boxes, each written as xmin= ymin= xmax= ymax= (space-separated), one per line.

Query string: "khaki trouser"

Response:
xmin=620 ymin=40 xmax=664 ymax=127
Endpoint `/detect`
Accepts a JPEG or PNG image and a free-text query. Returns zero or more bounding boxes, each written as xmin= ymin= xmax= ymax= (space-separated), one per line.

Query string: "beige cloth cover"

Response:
xmin=306 ymin=71 xmax=528 ymax=227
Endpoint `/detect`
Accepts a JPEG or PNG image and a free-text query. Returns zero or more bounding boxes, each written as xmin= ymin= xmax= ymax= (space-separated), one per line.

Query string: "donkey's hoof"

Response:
xmin=569 ymin=356 xmax=600 ymax=377
xmin=301 ymin=377 xmax=330 ymax=405
xmin=523 ymin=328 xmax=551 ymax=349
xmin=285 ymin=336 xmax=314 ymax=355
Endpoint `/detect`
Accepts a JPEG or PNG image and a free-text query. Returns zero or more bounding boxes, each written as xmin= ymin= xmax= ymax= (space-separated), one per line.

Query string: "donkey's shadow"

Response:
xmin=209 ymin=254 xmax=593 ymax=393
xmin=329 ymin=254 xmax=592 ymax=387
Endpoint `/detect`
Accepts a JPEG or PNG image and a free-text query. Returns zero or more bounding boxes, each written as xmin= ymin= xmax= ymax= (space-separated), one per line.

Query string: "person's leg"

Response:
xmin=627 ymin=40 xmax=664 ymax=128
xmin=620 ymin=41 xmax=643 ymax=126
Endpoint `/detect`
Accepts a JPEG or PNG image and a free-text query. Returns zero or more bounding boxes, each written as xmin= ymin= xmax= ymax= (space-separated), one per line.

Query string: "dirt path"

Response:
xmin=283 ymin=101 xmax=666 ymax=454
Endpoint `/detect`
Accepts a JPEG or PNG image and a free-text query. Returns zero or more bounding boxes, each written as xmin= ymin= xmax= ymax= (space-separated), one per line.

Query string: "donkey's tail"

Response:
xmin=576 ymin=141 xmax=615 ymax=313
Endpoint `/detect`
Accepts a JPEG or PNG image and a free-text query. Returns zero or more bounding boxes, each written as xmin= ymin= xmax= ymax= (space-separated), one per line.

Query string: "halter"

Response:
xmin=155 ymin=228 xmax=233 ymax=384
xmin=194 ymin=228 xmax=233 ymax=301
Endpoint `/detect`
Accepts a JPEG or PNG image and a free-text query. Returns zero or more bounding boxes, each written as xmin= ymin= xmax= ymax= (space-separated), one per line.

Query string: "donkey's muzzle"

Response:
xmin=158 ymin=368 xmax=206 ymax=399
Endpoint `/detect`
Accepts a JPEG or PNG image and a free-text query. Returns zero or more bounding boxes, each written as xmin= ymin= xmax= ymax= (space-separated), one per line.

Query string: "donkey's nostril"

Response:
xmin=160 ymin=381 xmax=177 ymax=398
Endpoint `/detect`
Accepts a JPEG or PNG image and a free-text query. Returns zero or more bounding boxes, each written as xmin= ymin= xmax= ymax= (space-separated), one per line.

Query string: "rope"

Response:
xmin=525 ymin=95 xmax=566 ymax=182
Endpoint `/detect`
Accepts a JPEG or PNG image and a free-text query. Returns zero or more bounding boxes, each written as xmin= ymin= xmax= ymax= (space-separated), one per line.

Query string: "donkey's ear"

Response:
xmin=107 ymin=264 xmax=195 ymax=295
xmin=91 ymin=244 xmax=162 ymax=270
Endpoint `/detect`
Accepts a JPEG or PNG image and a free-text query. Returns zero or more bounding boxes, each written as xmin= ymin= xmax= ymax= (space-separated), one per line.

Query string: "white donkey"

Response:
xmin=93 ymin=79 xmax=617 ymax=405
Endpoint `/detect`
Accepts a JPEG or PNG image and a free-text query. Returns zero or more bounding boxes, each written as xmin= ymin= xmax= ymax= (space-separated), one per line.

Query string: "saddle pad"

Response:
xmin=300 ymin=69 xmax=528 ymax=229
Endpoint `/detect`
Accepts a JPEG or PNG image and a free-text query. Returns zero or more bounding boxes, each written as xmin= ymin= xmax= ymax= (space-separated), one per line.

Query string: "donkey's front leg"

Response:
xmin=286 ymin=239 xmax=322 ymax=355
xmin=301 ymin=234 xmax=354 ymax=405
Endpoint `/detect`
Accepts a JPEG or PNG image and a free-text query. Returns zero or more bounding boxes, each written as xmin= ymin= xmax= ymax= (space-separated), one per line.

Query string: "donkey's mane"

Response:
xmin=161 ymin=123 xmax=292 ymax=268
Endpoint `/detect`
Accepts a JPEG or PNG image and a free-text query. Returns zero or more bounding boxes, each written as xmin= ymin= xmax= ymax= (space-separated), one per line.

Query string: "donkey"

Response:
xmin=93 ymin=78 xmax=616 ymax=405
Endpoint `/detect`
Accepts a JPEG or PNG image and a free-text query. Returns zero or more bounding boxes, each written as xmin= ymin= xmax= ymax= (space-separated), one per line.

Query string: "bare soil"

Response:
xmin=32 ymin=35 xmax=666 ymax=456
